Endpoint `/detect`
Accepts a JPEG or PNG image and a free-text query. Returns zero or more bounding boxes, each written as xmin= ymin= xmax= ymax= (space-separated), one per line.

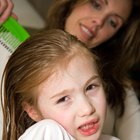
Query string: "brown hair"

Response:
xmin=1 ymin=29 xmax=104 ymax=140
xmin=113 ymin=18 xmax=140 ymax=98
xmin=46 ymin=0 xmax=88 ymax=30
xmin=45 ymin=0 xmax=140 ymax=113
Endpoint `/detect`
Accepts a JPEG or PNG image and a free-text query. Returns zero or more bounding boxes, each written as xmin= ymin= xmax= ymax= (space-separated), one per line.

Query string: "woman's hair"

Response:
xmin=114 ymin=18 xmax=140 ymax=83
xmin=113 ymin=18 xmax=140 ymax=99
xmin=1 ymin=29 xmax=104 ymax=140
xmin=46 ymin=0 xmax=139 ymax=31
xmin=95 ymin=0 xmax=140 ymax=99
xmin=46 ymin=0 xmax=140 ymax=112
xmin=46 ymin=0 xmax=88 ymax=30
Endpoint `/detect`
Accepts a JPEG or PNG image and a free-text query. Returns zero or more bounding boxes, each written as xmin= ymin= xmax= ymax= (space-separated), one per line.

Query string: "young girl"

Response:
xmin=0 ymin=0 xmax=140 ymax=139
xmin=1 ymin=29 xmax=119 ymax=140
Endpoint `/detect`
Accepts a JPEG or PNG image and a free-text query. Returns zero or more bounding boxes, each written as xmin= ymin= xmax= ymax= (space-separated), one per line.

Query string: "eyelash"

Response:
xmin=56 ymin=96 xmax=69 ymax=104
xmin=91 ymin=0 xmax=102 ymax=10
xmin=90 ymin=0 xmax=118 ymax=29
xmin=107 ymin=18 xmax=117 ymax=28
xmin=86 ymin=83 xmax=98 ymax=91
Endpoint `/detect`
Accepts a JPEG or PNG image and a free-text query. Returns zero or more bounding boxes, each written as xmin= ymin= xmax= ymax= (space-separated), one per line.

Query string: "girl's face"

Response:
xmin=32 ymin=55 xmax=106 ymax=140
xmin=65 ymin=0 xmax=132 ymax=48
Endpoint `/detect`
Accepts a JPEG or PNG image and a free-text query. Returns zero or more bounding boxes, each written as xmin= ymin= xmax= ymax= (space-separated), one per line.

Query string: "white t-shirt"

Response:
xmin=18 ymin=119 xmax=119 ymax=140
xmin=18 ymin=119 xmax=74 ymax=140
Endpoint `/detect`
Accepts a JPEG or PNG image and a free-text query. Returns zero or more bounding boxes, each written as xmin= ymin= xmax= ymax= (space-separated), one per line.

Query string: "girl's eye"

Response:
xmin=86 ymin=84 xmax=96 ymax=91
xmin=91 ymin=0 xmax=101 ymax=10
xmin=56 ymin=96 xmax=69 ymax=104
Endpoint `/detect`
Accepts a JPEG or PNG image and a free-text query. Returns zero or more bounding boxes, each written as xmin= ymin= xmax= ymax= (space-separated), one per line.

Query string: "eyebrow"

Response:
xmin=50 ymin=89 xmax=73 ymax=100
xmin=85 ymin=75 xmax=100 ymax=88
xmin=103 ymin=0 xmax=125 ymax=22
xmin=114 ymin=13 xmax=125 ymax=23
xmin=50 ymin=75 xmax=100 ymax=100
xmin=104 ymin=0 xmax=108 ymax=5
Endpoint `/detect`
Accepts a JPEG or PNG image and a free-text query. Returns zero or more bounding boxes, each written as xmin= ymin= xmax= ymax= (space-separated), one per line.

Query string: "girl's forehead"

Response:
xmin=37 ymin=55 xmax=99 ymax=98
xmin=40 ymin=53 xmax=97 ymax=83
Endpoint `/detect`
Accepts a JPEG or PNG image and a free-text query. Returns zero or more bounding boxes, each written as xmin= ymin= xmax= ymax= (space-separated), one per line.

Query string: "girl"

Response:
xmin=1 ymin=29 xmax=118 ymax=140
xmin=1 ymin=0 xmax=140 ymax=139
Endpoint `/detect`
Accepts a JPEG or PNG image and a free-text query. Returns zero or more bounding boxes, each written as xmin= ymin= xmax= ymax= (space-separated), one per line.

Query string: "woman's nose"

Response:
xmin=92 ymin=16 xmax=105 ymax=29
xmin=78 ymin=98 xmax=95 ymax=117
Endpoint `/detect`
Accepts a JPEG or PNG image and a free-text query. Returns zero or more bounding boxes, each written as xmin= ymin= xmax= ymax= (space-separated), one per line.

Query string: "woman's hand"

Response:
xmin=0 ymin=0 xmax=17 ymax=24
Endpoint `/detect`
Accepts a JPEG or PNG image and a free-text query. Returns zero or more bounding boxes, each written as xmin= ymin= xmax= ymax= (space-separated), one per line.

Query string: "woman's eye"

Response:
xmin=56 ymin=96 xmax=69 ymax=104
xmin=108 ymin=18 xmax=117 ymax=28
xmin=91 ymin=0 xmax=101 ymax=10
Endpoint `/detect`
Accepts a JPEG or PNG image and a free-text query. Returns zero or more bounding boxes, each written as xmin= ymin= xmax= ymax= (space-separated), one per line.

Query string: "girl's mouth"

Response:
xmin=78 ymin=120 xmax=99 ymax=136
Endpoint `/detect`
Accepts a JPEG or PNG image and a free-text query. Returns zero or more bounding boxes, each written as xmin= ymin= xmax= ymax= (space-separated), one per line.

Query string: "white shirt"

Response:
xmin=18 ymin=119 xmax=119 ymax=140
xmin=103 ymin=88 xmax=140 ymax=140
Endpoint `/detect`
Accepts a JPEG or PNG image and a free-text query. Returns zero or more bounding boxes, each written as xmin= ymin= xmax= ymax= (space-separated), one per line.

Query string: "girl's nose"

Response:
xmin=78 ymin=98 xmax=95 ymax=117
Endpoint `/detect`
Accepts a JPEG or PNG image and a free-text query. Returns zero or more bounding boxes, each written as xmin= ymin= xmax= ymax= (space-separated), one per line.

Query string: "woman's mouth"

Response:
xmin=80 ymin=23 xmax=95 ymax=41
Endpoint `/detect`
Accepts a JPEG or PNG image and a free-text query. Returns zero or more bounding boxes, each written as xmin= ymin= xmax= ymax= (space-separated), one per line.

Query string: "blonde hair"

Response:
xmin=1 ymin=29 xmax=103 ymax=140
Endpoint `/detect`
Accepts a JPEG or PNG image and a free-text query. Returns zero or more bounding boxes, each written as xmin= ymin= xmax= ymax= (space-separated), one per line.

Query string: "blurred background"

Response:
xmin=13 ymin=0 xmax=52 ymax=34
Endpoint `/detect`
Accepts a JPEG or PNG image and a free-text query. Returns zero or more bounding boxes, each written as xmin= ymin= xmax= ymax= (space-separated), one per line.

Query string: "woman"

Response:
xmin=46 ymin=0 xmax=140 ymax=98
xmin=45 ymin=0 xmax=140 ymax=140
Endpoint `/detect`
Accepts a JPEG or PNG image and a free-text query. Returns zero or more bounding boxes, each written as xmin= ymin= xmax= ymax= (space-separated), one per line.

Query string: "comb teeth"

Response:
xmin=0 ymin=17 xmax=30 ymax=81
xmin=0 ymin=26 xmax=21 ymax=53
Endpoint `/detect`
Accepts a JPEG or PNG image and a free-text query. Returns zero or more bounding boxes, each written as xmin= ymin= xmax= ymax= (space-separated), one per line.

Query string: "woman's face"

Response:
xmin=65 ymin=0 xmax=132 ymax=48
xmin=31 ymin=55 xmax=106 ymax=140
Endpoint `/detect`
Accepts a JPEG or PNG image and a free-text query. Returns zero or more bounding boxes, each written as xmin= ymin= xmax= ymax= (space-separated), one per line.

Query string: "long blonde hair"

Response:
xmin=1 ymin=29 xmax=103 ymax=140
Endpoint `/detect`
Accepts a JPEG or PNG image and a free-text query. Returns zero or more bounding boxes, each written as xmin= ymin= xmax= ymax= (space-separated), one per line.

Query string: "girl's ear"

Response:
xmin=22 ymin=102 xmax=42 ymax=122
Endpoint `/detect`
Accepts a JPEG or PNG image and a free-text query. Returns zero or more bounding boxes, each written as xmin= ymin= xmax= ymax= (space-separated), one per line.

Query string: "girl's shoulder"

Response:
xmin=18 ymin=119 xmax=74 ymax=140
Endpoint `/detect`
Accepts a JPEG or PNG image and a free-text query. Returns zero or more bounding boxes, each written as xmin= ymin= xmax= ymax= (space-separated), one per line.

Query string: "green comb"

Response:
xmin=0 ymin=17 xmax=30 ymax=53
xmin=0 ymin=17 xmax=30 ymax=79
